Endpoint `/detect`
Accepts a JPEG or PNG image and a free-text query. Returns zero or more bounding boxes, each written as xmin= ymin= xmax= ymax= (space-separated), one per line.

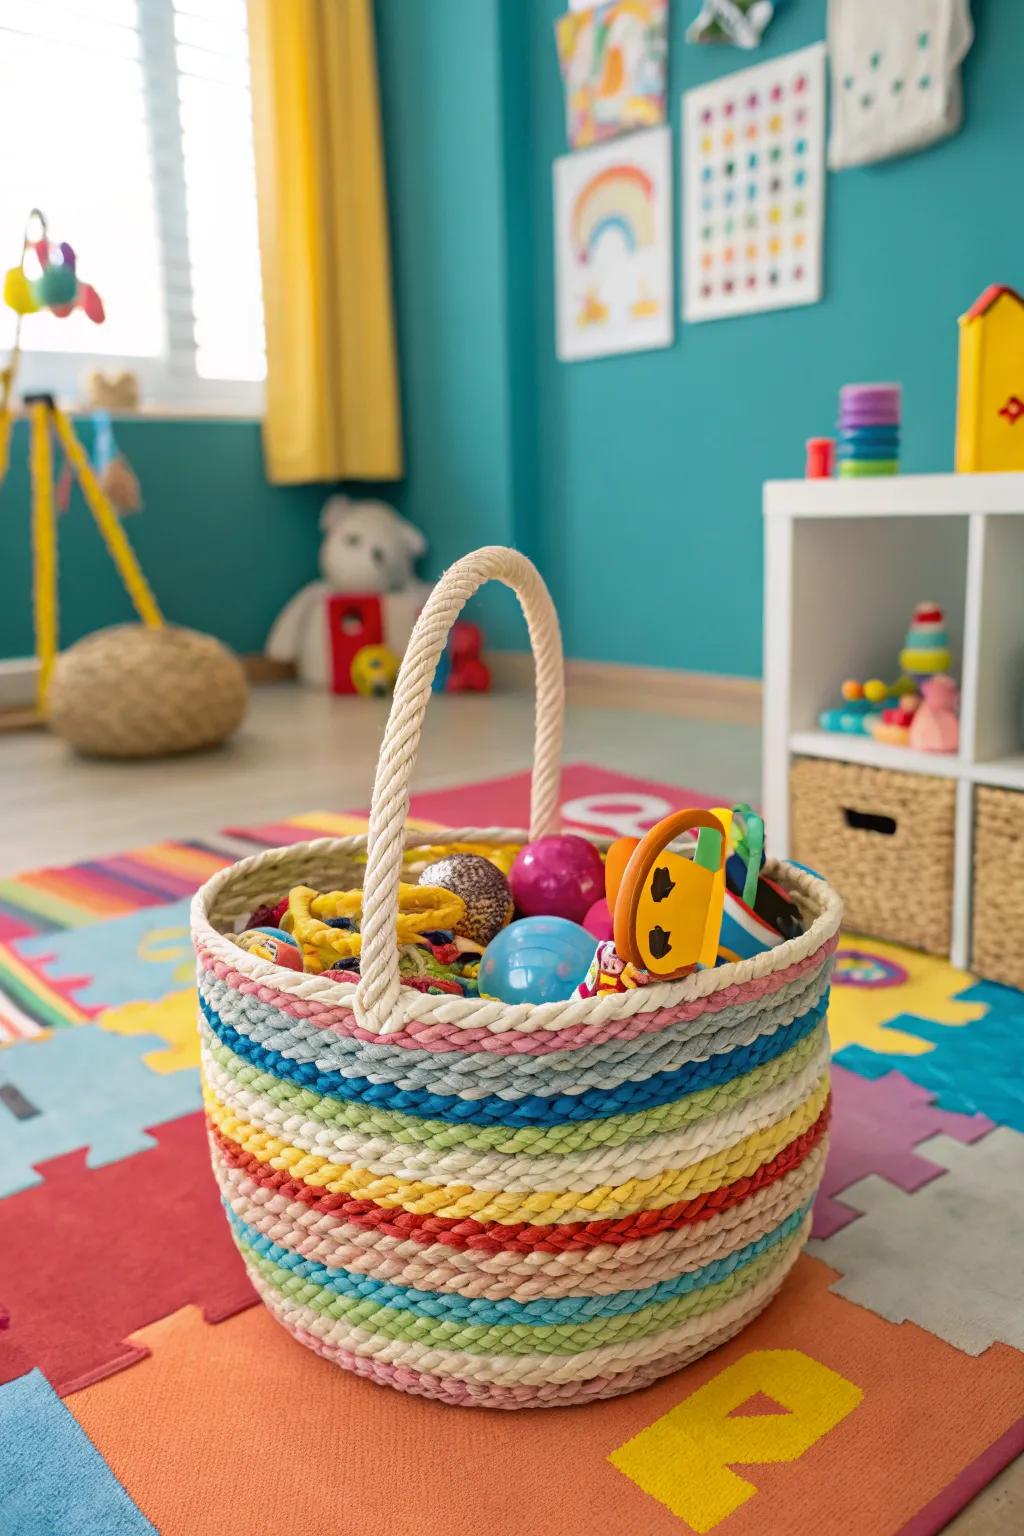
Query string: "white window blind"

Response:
xmin=0 ymin=0 xmax=265 ymax=409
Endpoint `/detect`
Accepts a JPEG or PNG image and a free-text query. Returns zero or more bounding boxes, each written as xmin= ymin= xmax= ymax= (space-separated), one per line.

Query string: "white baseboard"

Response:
xmin=488 ymin=652 xmax=762 ymax=726
xmin=0 ymin=658 xmax=39 ymax=709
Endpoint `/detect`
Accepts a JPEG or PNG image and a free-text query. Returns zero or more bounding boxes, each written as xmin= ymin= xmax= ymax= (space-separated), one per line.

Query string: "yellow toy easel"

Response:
xmin=0 ymin=210 xmax=163 ymax=712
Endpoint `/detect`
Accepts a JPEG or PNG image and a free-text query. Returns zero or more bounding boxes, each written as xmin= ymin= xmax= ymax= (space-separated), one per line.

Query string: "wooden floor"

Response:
xmin=0 ymin=682 xmax=1018 ymax=1532
xmin=1 ymin=683 xmax=762 ymax=872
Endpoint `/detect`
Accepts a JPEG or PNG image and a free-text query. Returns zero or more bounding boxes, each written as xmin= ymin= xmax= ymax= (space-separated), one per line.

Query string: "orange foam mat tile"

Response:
xmin=65 ymin=1257 xmax=1024 ymax=1536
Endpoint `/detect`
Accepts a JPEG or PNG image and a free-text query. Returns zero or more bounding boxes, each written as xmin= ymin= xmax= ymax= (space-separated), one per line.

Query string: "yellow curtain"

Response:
xmin=247 ymin=0 xmax=402 ymax=484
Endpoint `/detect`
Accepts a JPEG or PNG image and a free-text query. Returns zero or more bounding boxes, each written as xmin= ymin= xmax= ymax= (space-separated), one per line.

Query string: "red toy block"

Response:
xmin=326 ymin=593 xmax=384 ymax=694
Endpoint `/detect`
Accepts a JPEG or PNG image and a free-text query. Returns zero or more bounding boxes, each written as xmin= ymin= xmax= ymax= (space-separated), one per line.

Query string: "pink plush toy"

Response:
xmin=908 ymin=674 xmax=960 ymax=754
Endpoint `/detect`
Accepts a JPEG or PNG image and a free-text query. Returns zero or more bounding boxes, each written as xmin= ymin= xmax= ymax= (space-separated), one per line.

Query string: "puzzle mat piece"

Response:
xmin=809 ymin=1129 xmax=1024 ymax=1355
xmin=836 ymin=994 xmax=1024 ymax=1132
xmin=0 ymin=1111 xmax=254 ymax=1396
xmin=0 ymin=1369 xmax=157 ymax=1535
xmin=98 ymin=990 xmax=199 ymax=1074
xmin=0 ymin=1024 xmax=199 ymax=1197
xmin=13 ymin=898 xmax=193 ymax=1013
xmin=827 ymin=933 xmax=987 ymax=1055
xmin=812 ymin=1065 xmax=994 ymax=1238
xmin=65 ymin=1259 xmax=1024 ymax=1536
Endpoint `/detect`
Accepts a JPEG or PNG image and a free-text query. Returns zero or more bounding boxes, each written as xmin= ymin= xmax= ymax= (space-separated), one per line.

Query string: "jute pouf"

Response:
xmin=192 ymin=547 xmax=842 ymax=1409
xmin=47 ymin=623 xmax=247 ymax=758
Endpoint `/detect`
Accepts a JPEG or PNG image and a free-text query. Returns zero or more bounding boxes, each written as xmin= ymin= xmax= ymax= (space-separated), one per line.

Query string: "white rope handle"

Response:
xmin=355 ymin=546 xmax=565 ymax=1030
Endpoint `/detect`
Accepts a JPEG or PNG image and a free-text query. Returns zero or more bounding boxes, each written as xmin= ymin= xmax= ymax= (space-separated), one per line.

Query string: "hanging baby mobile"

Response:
xmin=0 ymin=209 xmax=247 ymax=757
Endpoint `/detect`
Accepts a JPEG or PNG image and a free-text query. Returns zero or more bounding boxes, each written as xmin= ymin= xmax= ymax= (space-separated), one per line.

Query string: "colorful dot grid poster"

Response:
xmin=682 ymin=43 xmax=826 ymax=324
xmin=554 ymin=125 xmax=673 ymax=362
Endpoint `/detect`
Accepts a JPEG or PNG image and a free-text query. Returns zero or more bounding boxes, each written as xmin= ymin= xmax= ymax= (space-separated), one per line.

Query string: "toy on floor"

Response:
xmin=0 ymin=208 xmax=247 ymax=757
xmin=433 ymin=621 xmax=492 ymax=693
xmin=837 ymin=383 xmax=901 ymax=477
xmin=417 ymin=854 xmax=513 ymax=946
xmin=350 ymin=644 xmax=400 ymax=697
xmin=509 ymin=834 xmax=605 ymax=924
xmin=478 ymin=915 xmax=596 ymax=1005
xmin=956 ymin=284 xmax=1024 ymax=473
xmin=265 ymin=497 xmax=430 ymax=692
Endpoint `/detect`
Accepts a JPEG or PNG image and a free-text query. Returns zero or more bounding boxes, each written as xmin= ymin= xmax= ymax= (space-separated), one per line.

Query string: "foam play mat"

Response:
xmin=1 ymin=765 xmax=1021 ymax=1536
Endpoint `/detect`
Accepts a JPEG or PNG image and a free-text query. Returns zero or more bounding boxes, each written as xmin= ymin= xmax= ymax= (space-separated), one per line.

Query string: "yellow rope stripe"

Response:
xmin=50 ymin=406 xmax=163 ymax=629
xmin=29 ymin=402 xmax=58 ymax=706
xmin=205 ymin=1076 xmax=830 ymax=1226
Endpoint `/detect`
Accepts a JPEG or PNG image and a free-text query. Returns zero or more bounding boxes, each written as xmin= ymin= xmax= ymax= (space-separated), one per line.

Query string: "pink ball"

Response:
xmin=583 ymin=897 xmax=614 ymax=941
xmin=509 ymin=834 xmax=605 ymax=924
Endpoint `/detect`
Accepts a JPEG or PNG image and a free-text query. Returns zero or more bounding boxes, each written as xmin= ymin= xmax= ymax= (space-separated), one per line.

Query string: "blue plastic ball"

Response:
xmin=478 ymin=916 xmax=596 ymax=1006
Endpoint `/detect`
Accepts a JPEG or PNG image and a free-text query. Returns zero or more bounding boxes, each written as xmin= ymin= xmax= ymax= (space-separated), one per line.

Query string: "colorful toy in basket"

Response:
xmin=193 ymin=545 xmax=841 ymax=1409
xmin=231 ymin=927 xmax=303 ymax=971
xmin=478 ymin=916 xmax=596 ymax=1004
xmin=509 ymin=833 xmax=605 ymax=924
xmin=608 ymin=809 xmax=728 ymax=979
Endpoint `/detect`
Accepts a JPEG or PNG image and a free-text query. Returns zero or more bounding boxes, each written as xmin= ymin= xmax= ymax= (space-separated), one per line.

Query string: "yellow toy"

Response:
xmin=609 ymin=809 xmax=727 ymax=980
xmin=955 ymin=284 xmax=1024 ymax=473
xmin=284 ymin=882 xmax=466 ymax=972
xmin=351 ymin=643 xmax=399 ymax=697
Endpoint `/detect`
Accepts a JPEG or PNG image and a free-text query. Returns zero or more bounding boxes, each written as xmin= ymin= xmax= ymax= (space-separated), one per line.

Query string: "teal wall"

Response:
xmin=0 ymin=419 xmax=330 ymax=658
xmin=5 ymin=2 xmax=1019 ymax=674
xmin=521 ymin=0 xmax=1024 ymax=676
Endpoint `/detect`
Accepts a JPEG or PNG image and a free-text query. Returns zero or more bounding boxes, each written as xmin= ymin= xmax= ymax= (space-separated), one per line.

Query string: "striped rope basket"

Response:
xmin=192 ymin=547 xmax=842 ymax=1409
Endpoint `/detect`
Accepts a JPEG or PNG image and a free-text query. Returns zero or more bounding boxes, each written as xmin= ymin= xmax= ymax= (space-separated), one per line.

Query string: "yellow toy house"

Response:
xmin=955 ymin=283 xmax=1024 ymax=472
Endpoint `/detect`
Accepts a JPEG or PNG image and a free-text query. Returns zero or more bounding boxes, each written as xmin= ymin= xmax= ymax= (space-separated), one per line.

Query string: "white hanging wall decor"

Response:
xmin=827 ymin=0 xmax=974 ymax=170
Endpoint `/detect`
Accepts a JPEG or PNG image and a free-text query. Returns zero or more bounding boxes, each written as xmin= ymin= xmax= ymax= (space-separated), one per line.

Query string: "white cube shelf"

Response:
xmin=763 ymin=471 xmax=1024 ymax=968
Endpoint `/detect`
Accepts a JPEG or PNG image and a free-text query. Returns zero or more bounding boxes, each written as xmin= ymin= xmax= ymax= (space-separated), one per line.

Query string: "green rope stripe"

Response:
xmin=238 ymin=1225 xmax=807 ymax=1356
xmin=204 ymin=1024 xmax=826 ymax=1159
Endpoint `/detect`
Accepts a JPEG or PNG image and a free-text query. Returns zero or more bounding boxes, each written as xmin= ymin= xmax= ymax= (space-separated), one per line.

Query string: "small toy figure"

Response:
xmin=574 ymin=939 xmax=655 ymax=997
xmin=909 ymin=674 xmax=960 ymax=754
xmin=350 ymin=644 xmax=399 ymax=697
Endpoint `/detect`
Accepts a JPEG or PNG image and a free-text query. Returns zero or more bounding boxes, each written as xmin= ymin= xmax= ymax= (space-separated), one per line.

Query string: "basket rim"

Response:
xmin=190 ymin=825 xmax=843 ymax=1037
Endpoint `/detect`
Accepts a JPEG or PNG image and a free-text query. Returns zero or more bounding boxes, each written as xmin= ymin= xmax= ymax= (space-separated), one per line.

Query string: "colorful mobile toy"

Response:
xmin=2 ymin=211 xmax=105 ymax=326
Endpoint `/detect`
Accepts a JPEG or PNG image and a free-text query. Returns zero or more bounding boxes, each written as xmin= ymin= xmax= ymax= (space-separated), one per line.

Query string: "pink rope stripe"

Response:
xmin=195 ymin=931 xmax=837 ymax=1057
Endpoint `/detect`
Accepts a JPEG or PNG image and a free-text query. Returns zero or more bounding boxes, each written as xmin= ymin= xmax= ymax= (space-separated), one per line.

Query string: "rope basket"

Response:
xmin=192 ymin=547 xmax=842 ymax=1409
xmin=972 ymin=785 xmax=1024 ymax=988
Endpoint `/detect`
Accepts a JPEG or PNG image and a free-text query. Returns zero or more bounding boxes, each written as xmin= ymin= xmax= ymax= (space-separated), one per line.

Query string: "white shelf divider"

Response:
xmin=763 ymin=471 xmax=1024 ymax=967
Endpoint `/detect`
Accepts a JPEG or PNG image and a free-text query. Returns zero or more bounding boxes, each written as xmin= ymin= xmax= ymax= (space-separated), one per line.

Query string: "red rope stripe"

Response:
xmin=208 ymin=1096 xmax=830 ymax=1255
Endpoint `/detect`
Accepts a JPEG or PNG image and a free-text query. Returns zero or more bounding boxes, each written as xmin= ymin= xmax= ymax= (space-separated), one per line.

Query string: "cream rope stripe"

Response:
xmin=213 ymin=1140 xmax=827 ymax=1291
xmin=200 ymin=1023 xmax=825 ymax=1155
xmin=246 ymin=1235 xmax=805 ymax=1386
xmin=196 ymin=960 xmax=831 ymax=1092
xmin=202 ymin=1036 xmax=829 ymax=1190
xmin=216 ymin=1147 xmax=825 ymax=1301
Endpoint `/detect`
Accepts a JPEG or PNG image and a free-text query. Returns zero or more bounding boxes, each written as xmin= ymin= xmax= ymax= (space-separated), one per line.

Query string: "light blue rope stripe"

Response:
xmin=201 ymin=992 xmax=828 ymax=1124
xmin=227 ymin=1200 xmax=811 ymax=1326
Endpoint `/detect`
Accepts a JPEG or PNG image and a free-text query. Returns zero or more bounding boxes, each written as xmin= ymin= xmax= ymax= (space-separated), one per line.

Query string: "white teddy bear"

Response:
xmin=266 ymin=496 xmax=429 ymax=689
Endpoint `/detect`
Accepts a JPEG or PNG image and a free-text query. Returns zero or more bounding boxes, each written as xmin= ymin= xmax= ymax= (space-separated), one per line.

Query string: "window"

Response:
xmin=0 ymin=0 xmax=265 ymax=410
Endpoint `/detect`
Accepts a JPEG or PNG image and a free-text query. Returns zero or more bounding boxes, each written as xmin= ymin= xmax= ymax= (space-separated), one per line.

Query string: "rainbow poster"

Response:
xmin=554 ymin=126 xmax=672 ymax=361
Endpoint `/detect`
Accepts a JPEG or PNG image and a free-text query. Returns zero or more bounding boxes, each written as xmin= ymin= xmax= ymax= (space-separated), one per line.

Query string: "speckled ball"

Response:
xmin=418 ymin=854 xmax=513 ymax=947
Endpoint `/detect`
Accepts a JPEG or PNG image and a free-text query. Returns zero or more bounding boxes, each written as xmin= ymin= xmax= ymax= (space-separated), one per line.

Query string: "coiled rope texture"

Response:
xmin=191 ymin=547 xmax=842 ymax=1407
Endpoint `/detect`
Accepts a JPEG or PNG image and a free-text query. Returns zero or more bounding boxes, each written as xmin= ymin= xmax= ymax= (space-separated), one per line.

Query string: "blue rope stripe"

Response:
xmin=201 ymin=992 xmax=827 ymax=1126
xmin=228 ymin=1201 xmax=812 ymax=1327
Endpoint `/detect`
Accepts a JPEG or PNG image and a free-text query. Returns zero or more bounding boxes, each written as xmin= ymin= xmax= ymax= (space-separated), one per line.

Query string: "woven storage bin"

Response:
xmin=192 ymin=548 xmax=841 ymax=1410
xmin=972 ymin=785 xmax=1024 ymax=988
xmin=790 ymin=757 xmax=954 ymax=956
